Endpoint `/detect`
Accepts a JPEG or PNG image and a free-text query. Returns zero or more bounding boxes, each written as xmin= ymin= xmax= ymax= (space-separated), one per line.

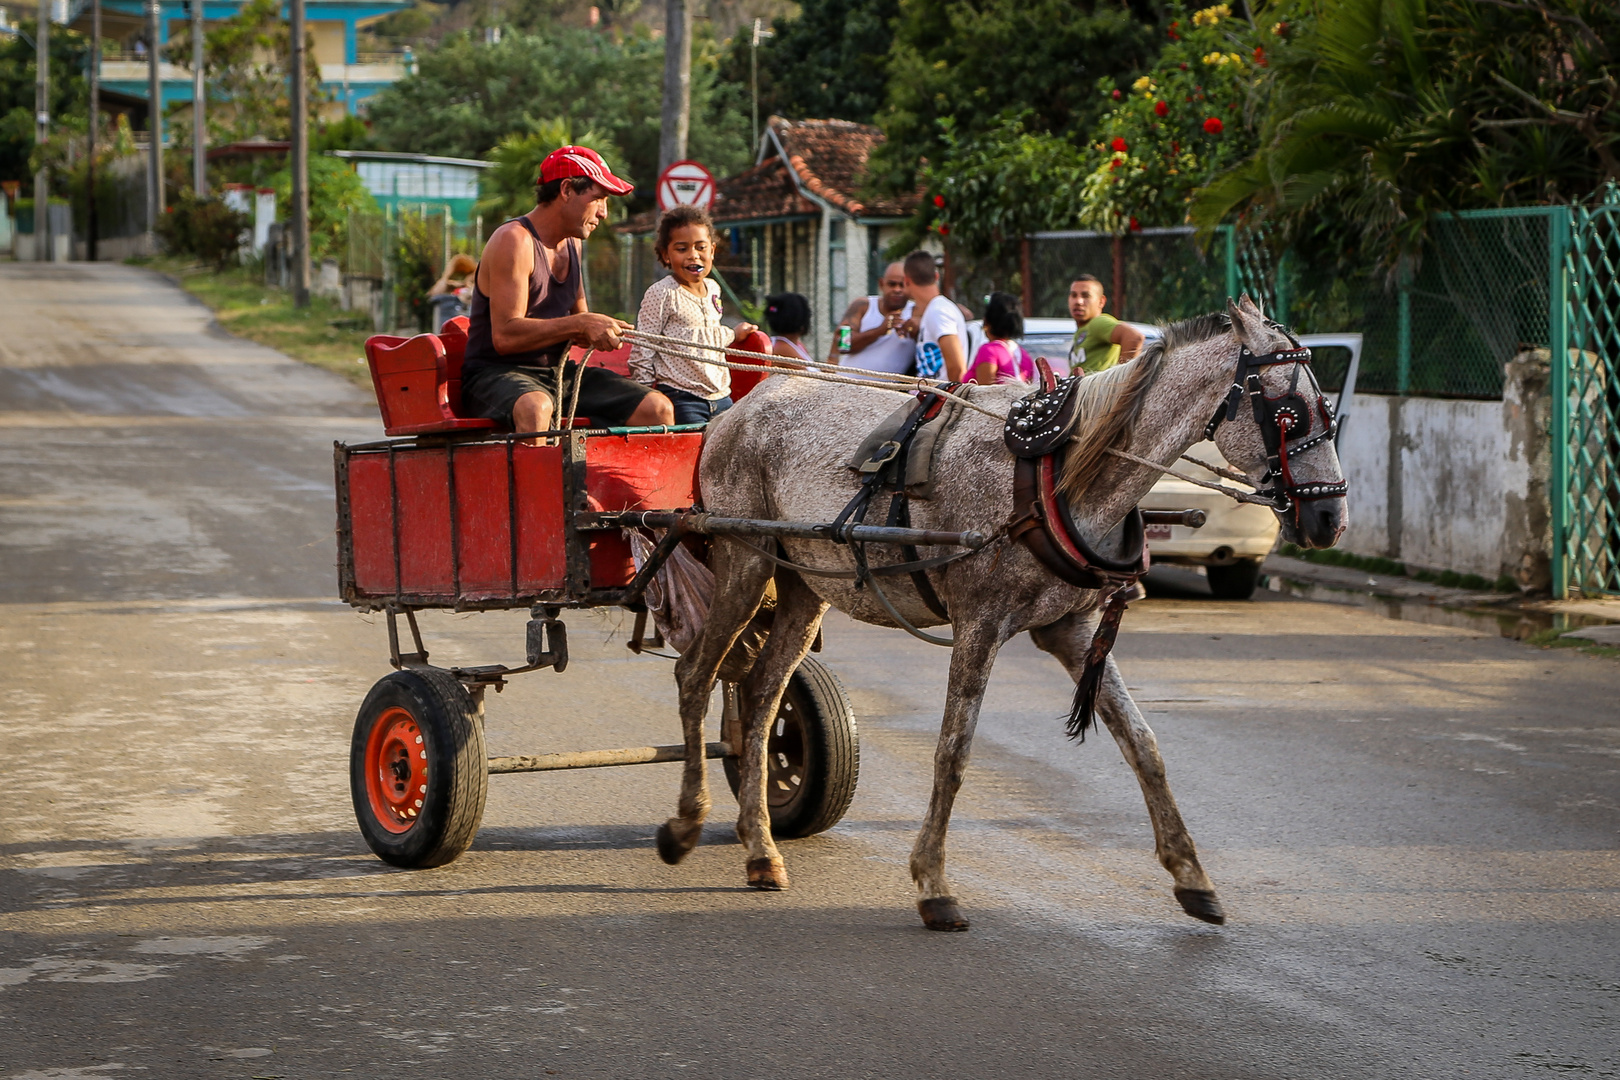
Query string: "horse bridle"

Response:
xmin=1203 ymin=330 xmax=1349 ymax=520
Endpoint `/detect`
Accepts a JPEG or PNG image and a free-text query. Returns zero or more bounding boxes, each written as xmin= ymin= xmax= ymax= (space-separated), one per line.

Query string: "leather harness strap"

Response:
xmin=1005 ymin=357 xmax=1150 ymax=740
xmin=832 ymin=386 xmax=962 ymax=623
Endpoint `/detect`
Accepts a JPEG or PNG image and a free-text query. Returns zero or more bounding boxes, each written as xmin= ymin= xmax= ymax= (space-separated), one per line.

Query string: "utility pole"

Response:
xmin=289 ymin=0 xmax=310 ymax=306
xmin=190 ymin=0 xmax=204 ymax=196
xmin=750 ymin=18 xmax=772 ymax=154
xmin=657 ymin=0 xmax=691 ymax=175
xmin=35 ymin=0 xmax=49 ymax=262
xmin=88 ymin=0 xmax=99 ymax=260
xmin=145 ymin=0 xmax=163 ymax=234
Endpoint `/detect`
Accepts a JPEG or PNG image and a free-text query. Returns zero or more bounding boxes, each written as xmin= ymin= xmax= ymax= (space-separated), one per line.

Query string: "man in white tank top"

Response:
xmin=829 ymin=260 xmax=916 ymax=374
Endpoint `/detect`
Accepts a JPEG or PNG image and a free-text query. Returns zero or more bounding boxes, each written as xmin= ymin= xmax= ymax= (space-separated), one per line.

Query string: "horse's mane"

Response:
xmin=1056 ymin=311 xmax=1233 ymax=500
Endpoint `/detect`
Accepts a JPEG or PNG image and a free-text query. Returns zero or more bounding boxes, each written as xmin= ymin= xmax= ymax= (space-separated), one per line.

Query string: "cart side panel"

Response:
xmin=395 ymin=452 xmax=455 ymax=594
xmin=513 ymin=444 xmax=568 ymax=592
xmin=584 ymin=433 xmax=703 ymax=588
xmin=347 ymin=454 xmax=398 ymax=596
xmin=451 ymin=444 xmax=516 ymax=598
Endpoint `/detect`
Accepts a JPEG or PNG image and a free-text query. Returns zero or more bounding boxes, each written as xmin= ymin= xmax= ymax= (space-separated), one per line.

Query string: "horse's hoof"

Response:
xmin=1174 ymin=887 xmax=1227 ymax=925
xmin=918 ymin=897 xmax=971 ymax=932
xmin=656 ymin=820 xmax=695 ymax=865
xmin=746 ymin=857 xmax=789 ymax=891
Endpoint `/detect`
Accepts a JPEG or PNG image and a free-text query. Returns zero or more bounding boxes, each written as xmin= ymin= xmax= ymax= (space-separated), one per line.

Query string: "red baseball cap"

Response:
xmin=539 ymin=145 xmax=634 ymax=196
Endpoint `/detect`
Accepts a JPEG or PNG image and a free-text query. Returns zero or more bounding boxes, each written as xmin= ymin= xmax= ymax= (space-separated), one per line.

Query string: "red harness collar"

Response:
xmin=1008 ymin=358 xmax=1149 ymax=593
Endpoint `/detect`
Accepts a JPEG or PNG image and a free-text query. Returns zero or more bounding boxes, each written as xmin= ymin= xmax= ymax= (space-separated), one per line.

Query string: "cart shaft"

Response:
xmin=587 ymin=510 xmax=988 ymax=550
xmin=487 ymin=740 xmax=733 ymax=774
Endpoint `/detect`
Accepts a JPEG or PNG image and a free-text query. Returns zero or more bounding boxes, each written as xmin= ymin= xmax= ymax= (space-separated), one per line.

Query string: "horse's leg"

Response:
xmin=732 ymin=571 xmax=828 ymax=891
xmin=911 ymin=619 xmax=1005 ymax=932
xmin=660 ymin=541 xmax=775 ymax=866
xmin=1030 ymin=614 xmax=1225 ymax=924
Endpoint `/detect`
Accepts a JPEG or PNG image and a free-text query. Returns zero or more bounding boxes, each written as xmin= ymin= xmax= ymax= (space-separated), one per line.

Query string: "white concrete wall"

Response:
xmin=1336 ymin=392 xmax=1523 ymax=579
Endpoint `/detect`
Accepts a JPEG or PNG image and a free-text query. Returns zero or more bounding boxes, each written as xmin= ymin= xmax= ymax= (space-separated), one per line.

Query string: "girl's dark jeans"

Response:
xmin=657 ymin=384 xmax=734 ymax=426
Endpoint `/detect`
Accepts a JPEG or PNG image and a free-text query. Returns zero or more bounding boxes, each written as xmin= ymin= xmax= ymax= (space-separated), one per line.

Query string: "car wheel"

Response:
xmin=1206 ymin=559 xmax=1262 ymax=600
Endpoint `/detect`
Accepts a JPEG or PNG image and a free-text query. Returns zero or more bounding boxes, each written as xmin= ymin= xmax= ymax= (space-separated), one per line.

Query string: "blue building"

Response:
xmin=69 ymin=0 xmax=413 ymax=118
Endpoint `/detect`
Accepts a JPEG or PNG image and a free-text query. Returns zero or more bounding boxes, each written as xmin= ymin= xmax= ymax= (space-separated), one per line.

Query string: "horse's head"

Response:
xmin=1208 ymin=296 xmax=1349 ymax=550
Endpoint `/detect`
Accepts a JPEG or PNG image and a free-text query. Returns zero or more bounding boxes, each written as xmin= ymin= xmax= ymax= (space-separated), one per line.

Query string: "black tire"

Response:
xmin=350 ymin=668 xmax=488 ymax=869
xmin=724 ymin=656 xmax=859 ymax=838
xmin=1206 ymin=559 xmax=1263 ymax=600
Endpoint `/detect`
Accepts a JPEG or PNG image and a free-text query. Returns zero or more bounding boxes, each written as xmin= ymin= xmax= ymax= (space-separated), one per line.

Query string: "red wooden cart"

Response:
xmin=336 ymin=320 xmax=985 ymax=869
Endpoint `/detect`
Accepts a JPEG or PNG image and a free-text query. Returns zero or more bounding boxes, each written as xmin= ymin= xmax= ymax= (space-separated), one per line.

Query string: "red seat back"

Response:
xmin=364 ymin=331 xmax=497 ymax=437
xmin=569 ymin=342 xmax=634 ymax=377
xmin=439 ymin=316 xmax=472 ymax=413
xmin=728 ymin=330 xmax=774 ymax=401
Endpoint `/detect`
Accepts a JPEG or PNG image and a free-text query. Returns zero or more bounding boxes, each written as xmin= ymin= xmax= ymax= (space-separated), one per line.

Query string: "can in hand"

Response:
xmin=838 ymin=324 xmax=852 ymax=354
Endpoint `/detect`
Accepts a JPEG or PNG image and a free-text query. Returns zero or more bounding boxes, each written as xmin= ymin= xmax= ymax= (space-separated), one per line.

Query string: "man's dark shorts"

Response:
xmin=461 ymin=363 xmax=653 ymax=429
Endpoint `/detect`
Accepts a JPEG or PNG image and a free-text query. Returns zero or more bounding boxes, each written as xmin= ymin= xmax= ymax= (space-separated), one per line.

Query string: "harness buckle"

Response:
xmin=858 ymin=440 xmax=902 ymax=474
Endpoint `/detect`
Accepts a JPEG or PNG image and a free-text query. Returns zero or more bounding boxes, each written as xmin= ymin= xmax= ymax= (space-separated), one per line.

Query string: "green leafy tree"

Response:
xmin=1189 ymin=0 xmax=1620 ymax=270
xmin=1074 ymin=2 xmax=1264 ymax=232
xmin=364 ymin=28 xmax=751 ymax=195
xmin=920 ymin=114 xmax=1090 ymax=257
xmin=268 ymin=154 xmax=379 ymax=264
xmin=868 ymin=0 xmax=1158 ymax=195
xmin=717 ymin=0 xmax=899 ymax=127
xmin=0 ymin=20 xmax=89 ymax=186
xmin=475 ymin=117 xmax=626 ymax=222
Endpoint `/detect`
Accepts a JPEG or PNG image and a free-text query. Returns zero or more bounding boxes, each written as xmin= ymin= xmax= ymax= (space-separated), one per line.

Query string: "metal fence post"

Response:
xmin=1396 ymin=259 xmax=1412 ymax=396
xmin=1274 ymin=251 xmax=1291 ymax=326
xmin=1221 ymin=225 xmax=1237 ymax=301
xmin=1547 ymin=205 xmax=1571 ymax=597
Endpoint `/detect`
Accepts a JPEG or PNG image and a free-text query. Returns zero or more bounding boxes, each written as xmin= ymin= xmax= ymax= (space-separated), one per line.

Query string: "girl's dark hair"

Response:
xmin=984 ymin=291 xmax=1024 ymax=341
xmin=765 ymin=292 xmax=811 ymax=337
xmin=654 ymin=205 xmax=715 ymax=267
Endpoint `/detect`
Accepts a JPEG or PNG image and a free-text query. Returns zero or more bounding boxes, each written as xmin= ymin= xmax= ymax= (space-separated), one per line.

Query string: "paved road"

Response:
xmin=2 ymin=264 xmax=1616 ymax=1080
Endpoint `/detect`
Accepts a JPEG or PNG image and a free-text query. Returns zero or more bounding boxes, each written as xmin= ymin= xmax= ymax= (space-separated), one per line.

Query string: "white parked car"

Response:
xmin=964 ymin=318 xmax=1361 ymax=599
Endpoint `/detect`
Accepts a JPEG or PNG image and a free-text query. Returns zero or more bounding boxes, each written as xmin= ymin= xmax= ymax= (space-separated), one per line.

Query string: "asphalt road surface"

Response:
xmin=2 ymin=263 xmax=1616 ymax=1080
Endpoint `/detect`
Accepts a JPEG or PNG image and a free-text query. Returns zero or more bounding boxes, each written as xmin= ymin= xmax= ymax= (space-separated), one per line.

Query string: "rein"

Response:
xmin=619 ymin=329 xmax=1005 ymax=420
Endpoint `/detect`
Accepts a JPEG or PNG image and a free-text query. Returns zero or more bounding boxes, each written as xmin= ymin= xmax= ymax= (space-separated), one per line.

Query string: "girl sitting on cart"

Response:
xmin=628 ymin=205 xmax=758 ymax=426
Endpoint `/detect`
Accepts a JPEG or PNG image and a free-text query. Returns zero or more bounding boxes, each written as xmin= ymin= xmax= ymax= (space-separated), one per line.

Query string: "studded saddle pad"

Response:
xmin=1004 ymin=373 xmax=1083 ymax=457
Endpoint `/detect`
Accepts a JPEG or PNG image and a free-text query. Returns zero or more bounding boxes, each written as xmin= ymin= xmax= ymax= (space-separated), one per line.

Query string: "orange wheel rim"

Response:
xmin=365 ymin=706 xmax=428 ymax=834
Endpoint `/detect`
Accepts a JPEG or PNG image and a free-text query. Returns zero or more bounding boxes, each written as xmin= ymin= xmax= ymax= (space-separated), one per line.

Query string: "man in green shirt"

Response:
xmin=1068 ymin=274 xmax=1145 ymax=374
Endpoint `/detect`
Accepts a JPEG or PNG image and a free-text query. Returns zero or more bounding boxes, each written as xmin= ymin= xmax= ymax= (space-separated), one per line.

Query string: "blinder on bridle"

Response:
xmin=1203 ymin=327 xmax=1348 ymax=518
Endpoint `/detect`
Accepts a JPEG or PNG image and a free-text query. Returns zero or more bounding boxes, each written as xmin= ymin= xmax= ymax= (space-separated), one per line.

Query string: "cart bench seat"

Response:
xmin=364 ymin=320 xmax=771 ymax=438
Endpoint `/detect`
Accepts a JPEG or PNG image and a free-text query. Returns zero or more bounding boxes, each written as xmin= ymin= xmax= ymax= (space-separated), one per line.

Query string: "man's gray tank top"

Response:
xmin=464 ymin=217 xmax=583 ymax=373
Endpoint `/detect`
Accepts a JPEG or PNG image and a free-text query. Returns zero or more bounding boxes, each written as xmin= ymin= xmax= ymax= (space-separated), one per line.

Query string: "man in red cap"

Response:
xmin=461 ymin=146 xmax=674 ymax=431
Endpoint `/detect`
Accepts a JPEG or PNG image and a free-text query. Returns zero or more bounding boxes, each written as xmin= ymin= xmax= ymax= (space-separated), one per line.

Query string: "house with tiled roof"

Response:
xmin=620 ymin=116 xmax=922 ymax=358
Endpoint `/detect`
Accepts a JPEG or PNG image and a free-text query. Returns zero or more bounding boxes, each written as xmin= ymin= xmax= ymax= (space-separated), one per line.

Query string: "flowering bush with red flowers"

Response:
xmin=1076 ymin=1 xmax=1273 ymax=232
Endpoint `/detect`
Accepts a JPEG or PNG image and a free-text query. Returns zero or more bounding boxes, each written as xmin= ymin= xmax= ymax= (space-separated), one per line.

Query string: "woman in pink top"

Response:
xmin=967 ymin=292 xmax=1036 ymax=384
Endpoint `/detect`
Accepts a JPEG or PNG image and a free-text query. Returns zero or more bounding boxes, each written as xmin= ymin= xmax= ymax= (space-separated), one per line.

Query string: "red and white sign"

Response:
xmin=656 ymin=160 xmax=716 ymax=213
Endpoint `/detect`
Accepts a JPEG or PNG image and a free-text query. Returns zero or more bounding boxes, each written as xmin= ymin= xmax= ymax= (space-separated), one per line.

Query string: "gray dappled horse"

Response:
xmin=657 ymin=297 xmax=1348 ymax=931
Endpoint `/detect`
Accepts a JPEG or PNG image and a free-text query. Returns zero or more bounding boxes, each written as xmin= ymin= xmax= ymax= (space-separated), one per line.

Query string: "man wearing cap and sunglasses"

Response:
xmin=462 ymin=146 xmax=675 ymax=432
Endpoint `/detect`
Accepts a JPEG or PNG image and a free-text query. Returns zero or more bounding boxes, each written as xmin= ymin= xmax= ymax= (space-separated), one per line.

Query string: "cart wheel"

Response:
xmin=724 ymin=656 xmax=859 ymax=838
xmin=350 ymin=668 xmax=488 ymax=869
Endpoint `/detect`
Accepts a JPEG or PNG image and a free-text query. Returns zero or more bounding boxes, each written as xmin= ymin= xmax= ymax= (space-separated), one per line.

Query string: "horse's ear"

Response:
xmin=1238 ymin=292 xmax=1267 ymax=320
xmin=1227 ymin=295 xmax=1268 ymax=348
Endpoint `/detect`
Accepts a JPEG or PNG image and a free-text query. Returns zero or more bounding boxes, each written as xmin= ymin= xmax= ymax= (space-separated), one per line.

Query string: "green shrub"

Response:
xmin=155 ymin=194 xmax=250 ymax=268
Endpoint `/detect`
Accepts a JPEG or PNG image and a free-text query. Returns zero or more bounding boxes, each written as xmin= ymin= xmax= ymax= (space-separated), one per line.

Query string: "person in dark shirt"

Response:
xmin=461 ymin=146 xmax=674 ymax=432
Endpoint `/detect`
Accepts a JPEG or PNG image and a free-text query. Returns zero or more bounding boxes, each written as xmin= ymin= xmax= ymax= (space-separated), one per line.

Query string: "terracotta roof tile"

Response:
xmin=770 ymin=117 xmax=919 ymax=218
xmin=617 ymin=116 xmax=918 ymax=234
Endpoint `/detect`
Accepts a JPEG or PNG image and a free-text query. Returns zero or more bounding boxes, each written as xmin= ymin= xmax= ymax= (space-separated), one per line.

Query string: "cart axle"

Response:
xmin=487 ymin=741 xmax=734 ymax=774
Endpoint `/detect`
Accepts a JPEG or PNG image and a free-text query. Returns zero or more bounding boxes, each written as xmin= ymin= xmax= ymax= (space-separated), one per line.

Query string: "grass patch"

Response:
xmin=1278 ymin=542 xmax=1406 ymax=577
xmin=131 ymin=255 xmax=375 ymax=387
xmin=1278 ymin=543 xmax=1517 ymax=592
xmin=1525 ymin=627 xmax=1620 ymax=660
